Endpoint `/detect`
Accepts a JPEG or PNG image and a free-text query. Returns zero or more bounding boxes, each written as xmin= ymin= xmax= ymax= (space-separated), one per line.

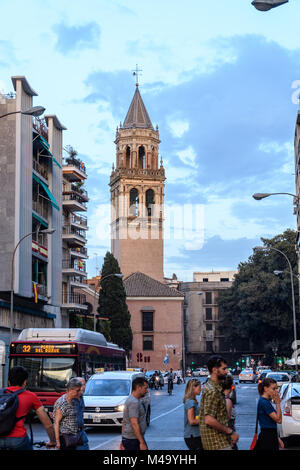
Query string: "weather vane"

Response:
xmin=132 ymin=64 xmax=142 ymax=86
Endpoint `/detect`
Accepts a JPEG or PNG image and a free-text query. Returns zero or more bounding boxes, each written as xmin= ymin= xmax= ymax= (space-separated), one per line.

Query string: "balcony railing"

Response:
xmin=62 ymin=193 xmax=88 ymax=208
xmin=33 ymin=159 xmax=49 ymax=181
xmin=70 ymin=246 xmax=88 ymax=257
xmin=32 ymin=282 xmax=47 ymax=299
xmin=62 ymin=259 xmax=87 ymax=272
xmin=32 ymin=199 xmax=49 ymax=220
xmin=62 ymin=293 xmax=87 ymax=305
xmin=63 ymin=225 xmax=87 ymax=241
xmin=71 ymin=214 xmax=88 ymax=227
xmin=64 ymin=157 xmax=87 ymax=175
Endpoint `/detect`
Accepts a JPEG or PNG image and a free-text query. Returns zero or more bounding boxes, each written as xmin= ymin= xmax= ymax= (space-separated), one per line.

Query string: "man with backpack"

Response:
xmin=0 ymin=366 xmax=56 ymax=450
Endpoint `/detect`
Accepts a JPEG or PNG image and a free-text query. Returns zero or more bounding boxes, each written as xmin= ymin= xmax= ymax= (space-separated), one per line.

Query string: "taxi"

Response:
xmin=83 ymin=370 xmax=151 ymax=427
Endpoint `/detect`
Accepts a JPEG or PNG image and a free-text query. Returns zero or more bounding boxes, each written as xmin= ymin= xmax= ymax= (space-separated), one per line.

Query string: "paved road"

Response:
xmin=29 ymin=378 xmax=300 ymax=451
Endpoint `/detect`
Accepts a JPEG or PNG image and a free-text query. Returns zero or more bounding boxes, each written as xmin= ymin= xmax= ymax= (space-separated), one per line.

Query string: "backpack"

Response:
xmin=0 ymin=388 xmax=26 ymax=437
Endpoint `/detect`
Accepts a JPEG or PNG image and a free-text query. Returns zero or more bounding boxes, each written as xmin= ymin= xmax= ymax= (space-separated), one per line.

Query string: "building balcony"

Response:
xmin=62 ymin=192 xmax=88 ymax=212
xmin=32 ymin=233 xmax=48 ymax=259
xmin=32 ymin=282 xmax=48 ymax=302
xmin=62 ymin=157 xmax=87 ymax=182
xmin=62 ymin=225 xmax=87 ymax=246
xmin=69 ymin=246 xmax=88 ymax=259
xmin=33 ymin=159 xmax=49 ymax=182
xmin=203 ymin=331 xmax=215 ymax=341
xmin=62 ymin=259 xmax=87 ymax=276
xmin=61 ymin=293 xmax=88 ymax=311
xmin=70 ymin=214 xmax=88 ymax=230
xmin=68 ymin=276 xmax=88 ymax=288
xmin=32 ymin=199 xmax=49 ymax=221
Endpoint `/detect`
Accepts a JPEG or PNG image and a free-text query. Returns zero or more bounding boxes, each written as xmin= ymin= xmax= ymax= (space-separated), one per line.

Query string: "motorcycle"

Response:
xmin=154 ymin=375 xmax=160 ymax=390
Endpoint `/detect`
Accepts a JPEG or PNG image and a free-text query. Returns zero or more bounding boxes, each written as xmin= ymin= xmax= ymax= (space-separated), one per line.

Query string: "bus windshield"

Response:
xmin=10 ymin=357 xmax=77 ymax=392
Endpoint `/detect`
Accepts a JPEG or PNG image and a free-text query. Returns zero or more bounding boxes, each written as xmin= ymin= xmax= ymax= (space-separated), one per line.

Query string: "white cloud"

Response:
xmin=176 ymin=146 xmax=197 ymax=168
xmin=167 ymin=118 xmax=189 ymax=138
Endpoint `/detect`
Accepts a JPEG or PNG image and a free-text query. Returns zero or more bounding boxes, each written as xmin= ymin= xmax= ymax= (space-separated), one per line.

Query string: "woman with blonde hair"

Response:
xmin=183 ymin=379 xmax=203 ymax=450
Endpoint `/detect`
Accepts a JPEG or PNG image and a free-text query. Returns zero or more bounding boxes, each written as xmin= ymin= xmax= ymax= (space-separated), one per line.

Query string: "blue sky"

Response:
xmin=1 ymin=0 xmax=299 ymax=281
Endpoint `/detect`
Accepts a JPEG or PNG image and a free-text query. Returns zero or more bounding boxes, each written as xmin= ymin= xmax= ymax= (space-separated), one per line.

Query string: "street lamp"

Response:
xmin=9 ymin=227 xmax=55 ymax=344
xmin=0 ymin=105 xmax=45 ymax=119
xmin=252 ymin=0 xmax=289 ymax=11
xmin=94 ymin=273 xmax=124 ymax=331
xmin=254 ymin=246 xmax=298 ymax=375
xmin=252 ymin=192 xmax=298 ymax=201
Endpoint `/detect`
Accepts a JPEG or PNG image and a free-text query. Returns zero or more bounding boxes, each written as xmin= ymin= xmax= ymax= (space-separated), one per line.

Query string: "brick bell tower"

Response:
xmin=110 ymin=83 xmax=166 ymax=282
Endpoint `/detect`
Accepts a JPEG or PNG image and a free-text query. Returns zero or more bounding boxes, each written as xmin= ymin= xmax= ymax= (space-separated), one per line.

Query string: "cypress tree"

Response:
xmin=97 ymin=252 xmax=132 ymax=354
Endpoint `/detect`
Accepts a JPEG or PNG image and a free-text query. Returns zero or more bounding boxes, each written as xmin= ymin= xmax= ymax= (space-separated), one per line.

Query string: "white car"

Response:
xmin=192 ymin=368 xmax=209 ymax=377
xmin=83 ymin=371 xmax=151 ymax=427
xmin=265 ymin=372 xmax=291 ymax=390
xmin=278 ymin=383 xmax=300 ymax=445
xmin=239 ymin=369 xmax=256 ymax=383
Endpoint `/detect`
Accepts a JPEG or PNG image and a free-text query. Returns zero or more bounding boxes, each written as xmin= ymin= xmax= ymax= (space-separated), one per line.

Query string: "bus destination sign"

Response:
xmin=11 ymin=343 xmax=76 ymax=355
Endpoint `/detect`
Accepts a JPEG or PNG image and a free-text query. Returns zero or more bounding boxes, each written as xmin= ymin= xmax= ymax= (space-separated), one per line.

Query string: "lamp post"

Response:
xmin=94 ymin=273 xmax=123 ymax=331
xmin=0 ymin=106 xmax=45 ymax=120
xmin=251 ymin=0 xmax=289 ymax=11
xmin=255 ymin=246 xmax=298 ymax=375
xmin=9 ymin=227 xmax=55 ymax=344
xmin=252 ymin=192 xmax=298 ymax=201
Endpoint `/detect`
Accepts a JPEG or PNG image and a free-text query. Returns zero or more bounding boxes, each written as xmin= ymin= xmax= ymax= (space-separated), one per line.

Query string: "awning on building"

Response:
xmin=32 ymin=173 xmax=60 ymax=211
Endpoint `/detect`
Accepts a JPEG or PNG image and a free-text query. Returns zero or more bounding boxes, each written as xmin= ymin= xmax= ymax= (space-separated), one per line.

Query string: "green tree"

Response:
xmin=98 ymin=252 xmax=132 ymax=354
xmin=218 ymin=229 xmax=299 ymax=360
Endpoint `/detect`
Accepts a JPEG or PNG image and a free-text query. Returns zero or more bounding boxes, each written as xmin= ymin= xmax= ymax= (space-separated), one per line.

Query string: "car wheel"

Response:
xmin=146 ymin=407 xmax=151 ymax=426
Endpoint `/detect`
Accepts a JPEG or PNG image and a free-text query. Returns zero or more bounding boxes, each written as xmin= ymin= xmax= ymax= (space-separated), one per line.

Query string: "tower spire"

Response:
xmin=132 ymin=64 xmax=142 ymax=87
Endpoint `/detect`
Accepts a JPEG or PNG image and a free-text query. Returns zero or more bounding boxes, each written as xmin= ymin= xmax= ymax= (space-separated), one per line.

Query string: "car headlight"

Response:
xmin=115 ymin=404 xmax=125 ymax=412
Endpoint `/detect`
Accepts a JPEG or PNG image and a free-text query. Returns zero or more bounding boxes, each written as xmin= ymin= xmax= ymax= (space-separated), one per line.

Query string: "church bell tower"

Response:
xmin=110 ymin=83 xmax=166 ymax=282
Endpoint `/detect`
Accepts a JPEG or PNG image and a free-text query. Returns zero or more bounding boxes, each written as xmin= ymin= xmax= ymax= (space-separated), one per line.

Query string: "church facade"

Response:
xmin=110 ymin=83 xmax=184 ymax=371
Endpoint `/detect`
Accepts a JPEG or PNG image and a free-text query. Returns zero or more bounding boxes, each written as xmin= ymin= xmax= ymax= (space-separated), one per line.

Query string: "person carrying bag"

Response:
xmin=251 ymin=377 xmax=284 ymax=451
xmin=53 ymin=378 xmax=84 ymax=451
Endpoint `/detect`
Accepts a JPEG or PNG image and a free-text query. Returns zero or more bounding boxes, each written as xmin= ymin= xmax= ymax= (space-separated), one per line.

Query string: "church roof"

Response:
xmin=123 ymin=86 xmax=154 ymax=130
xmin=124 ymin=272 xmax=184 ymax=298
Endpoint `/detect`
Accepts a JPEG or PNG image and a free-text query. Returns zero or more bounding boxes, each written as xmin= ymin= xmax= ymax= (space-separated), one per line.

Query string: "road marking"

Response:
xmin=91 ymin=435 xmax=120 ymax=450
xmin=151 ymin=403 xmax=184 ymax=422
xmin=90 ymin=404 xmax=184 ymax=450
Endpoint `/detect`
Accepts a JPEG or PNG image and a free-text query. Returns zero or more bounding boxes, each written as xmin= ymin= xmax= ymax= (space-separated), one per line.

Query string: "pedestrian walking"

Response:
xmin=183 ymin=379 xmax=203 ymax=451
xmin=199 ymin=355 xmax=239 ymax=450
xmin=0 ymin=366 xmax=56 ymax=450
xmin=53 ymin=378 xmax=84 ymax=450
xmin=253 ymin=377 xmax=284 ymax=451
xmin=72 ymin=377 xmax=89 ymax=450
xmin=221 ymin=374 xmax=238 ymax=450
xmin=120 ymin=376 xmax=149 ymax=451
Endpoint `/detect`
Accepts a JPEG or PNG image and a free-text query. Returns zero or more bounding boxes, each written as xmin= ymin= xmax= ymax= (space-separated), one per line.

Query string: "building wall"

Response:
xmin=126 ymin=297 xmax=183 ymax=370
xmin=179 ymin=272 xmax=237 ymax=366
xmin=0 ymin=95 xmax=16 ymax=292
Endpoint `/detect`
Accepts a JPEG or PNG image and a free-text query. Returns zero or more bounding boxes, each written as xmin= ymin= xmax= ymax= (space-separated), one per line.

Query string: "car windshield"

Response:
xmin=84 ymin=379 xmax=131 ymax=396
xmin=267 ymin=374 xmax=289 ymax=382
xmin=291 ymin=386 xmax=300 ymax=397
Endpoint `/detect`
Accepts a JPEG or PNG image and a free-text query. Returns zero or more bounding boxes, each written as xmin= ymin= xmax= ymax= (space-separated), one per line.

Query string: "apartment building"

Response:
xmin=61 ymin=147 xmax=89 ymax=327
xmin=0 ymin=76 xmax=65 ymax=349
xmin=179 ymin=270 xmax=237 ymax=367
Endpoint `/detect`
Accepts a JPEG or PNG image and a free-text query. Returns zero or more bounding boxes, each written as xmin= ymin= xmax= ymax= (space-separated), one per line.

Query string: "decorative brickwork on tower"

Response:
xmin=110 ymin=85 xmax=165 ymax=282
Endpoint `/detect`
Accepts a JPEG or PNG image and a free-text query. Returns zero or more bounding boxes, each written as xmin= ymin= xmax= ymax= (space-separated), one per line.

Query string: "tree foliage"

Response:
xmin=97 ymin=252 xmax=132 ymax=354
xmin=218 ymin=229 xmax=299 ymax=360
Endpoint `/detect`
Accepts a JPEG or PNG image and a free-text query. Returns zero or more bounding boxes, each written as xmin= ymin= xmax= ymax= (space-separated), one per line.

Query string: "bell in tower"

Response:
xmin=110 ymin=83 xmax=166 ymax=282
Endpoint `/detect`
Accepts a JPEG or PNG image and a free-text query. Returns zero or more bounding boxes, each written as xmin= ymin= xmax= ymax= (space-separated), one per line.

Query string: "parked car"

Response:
xmin=239 ymin=369 xmax=256 ymax=384
xmin=278 ymin=383 xmax=300 ymax=446
xmin=265 ymin=372 xmax=291 ymax=391
xmin=83 ymin=370 xmax=151 ymax=427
